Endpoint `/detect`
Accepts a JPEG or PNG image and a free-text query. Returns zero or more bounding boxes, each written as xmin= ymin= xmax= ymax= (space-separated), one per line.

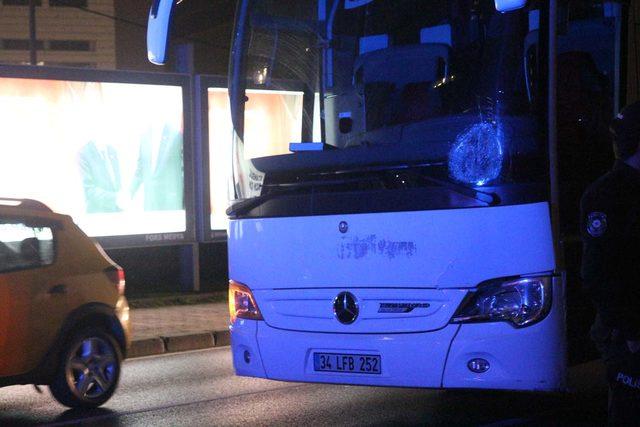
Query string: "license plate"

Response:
xmin=313 ymin=353 xmax=381 ymax=374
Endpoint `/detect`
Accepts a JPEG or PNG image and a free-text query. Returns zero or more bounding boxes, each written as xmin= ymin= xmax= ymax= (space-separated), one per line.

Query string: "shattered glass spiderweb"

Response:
xmin=448 ymin=122 xmax=504 ymax=186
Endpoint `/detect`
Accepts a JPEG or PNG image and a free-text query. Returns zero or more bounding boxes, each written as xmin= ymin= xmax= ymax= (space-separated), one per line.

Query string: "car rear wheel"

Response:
xmin=49 ymin=328 xmax=122 ymax=408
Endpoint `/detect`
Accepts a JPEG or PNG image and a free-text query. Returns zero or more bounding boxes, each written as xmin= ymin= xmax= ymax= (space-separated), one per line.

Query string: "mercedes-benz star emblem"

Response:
xmin=333 ymin=291 xmax=359 ymax=324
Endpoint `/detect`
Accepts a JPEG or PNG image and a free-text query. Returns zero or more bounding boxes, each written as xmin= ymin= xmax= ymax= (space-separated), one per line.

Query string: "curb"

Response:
xmin=129 ymin=330 xmax=230 ymax=358
xmin=128 ymin=337 xmax=166 ymax=358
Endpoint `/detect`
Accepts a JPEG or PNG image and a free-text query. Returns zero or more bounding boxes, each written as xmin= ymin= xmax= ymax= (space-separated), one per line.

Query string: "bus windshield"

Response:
xmin=229 ymin=0 xmax=548 ymax=216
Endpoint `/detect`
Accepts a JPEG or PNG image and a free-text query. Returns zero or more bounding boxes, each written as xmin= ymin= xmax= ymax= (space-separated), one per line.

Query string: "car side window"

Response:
xmin=0 ymin=219 xmax=55 ymax=273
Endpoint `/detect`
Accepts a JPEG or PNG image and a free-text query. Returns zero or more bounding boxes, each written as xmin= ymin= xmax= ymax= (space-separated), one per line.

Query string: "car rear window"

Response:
xmin=0 ymin=219 xmax=55 ymax=273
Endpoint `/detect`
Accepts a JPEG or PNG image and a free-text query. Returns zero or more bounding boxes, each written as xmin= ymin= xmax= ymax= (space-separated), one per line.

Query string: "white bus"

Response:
xmin=223 ymin=0 xmax=566 ymax=392
xmin=147 ymin=0 xmax=632 ymax=392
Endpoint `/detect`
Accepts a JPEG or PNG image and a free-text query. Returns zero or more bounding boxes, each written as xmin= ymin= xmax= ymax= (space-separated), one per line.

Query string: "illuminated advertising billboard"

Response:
xmin=0 ymin=69 xmax=191 ymax=246
xmin=207 ymin=87 xmax=305 ymax=232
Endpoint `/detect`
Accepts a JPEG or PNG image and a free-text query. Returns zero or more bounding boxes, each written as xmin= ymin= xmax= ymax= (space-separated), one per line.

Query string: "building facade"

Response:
xmin=0 ymin=0 xmax=116 ymax=69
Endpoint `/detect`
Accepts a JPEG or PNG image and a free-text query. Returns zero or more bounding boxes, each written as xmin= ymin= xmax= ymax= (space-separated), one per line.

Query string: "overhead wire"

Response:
xmin=65 ymin=4 xmax=228 ymax=50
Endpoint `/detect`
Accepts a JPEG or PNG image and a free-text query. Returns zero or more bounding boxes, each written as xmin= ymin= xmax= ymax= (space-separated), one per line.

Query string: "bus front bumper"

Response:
xmin=230 ymin=281 xmax=567 ymax=392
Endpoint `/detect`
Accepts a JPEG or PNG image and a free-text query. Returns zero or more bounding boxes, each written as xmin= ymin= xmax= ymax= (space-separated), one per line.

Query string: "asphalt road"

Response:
xmin=0 ymin=348 xmax=609 ymax=426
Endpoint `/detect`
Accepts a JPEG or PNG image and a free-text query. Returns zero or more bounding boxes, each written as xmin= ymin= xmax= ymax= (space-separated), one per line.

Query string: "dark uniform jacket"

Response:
xmin=580 ymin=160 xmax=640 ymax=341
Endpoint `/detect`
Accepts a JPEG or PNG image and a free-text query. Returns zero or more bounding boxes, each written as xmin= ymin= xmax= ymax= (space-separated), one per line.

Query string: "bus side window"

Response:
xmin=524 ymin=9 xmax=540 ymax=104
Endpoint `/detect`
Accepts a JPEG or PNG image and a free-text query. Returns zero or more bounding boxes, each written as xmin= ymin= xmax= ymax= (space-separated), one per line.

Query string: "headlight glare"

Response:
xmin=452 ymin=276 xmax=552 ymax=328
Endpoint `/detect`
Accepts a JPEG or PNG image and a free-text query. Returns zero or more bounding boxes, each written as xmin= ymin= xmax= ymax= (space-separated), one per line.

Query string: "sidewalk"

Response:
xmin=129 ymin=302 xmax=230 ymax=358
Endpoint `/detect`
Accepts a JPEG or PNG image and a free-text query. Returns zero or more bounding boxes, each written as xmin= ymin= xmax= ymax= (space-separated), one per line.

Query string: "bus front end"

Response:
xmin=227 ymin=0 xmax=566 ymax=392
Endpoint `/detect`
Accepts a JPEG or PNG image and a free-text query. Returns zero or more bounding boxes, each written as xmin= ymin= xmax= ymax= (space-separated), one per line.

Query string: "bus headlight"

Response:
xmin=452 ymin=276 xmax=552 ymax=328
xmin=229 ymin=280 xmax=264 ymax=323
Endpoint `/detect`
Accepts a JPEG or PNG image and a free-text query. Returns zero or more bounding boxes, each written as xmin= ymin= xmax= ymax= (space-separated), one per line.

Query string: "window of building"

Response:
xmin=44 ymin=61 xmax=96 ymax=68
xmin=0 ymin=220 xmax=55 ymax=273
xmin=48 ymin=0 xmax=87 ymax=6
xmin=1 ymin=39 xmax=44 ymax=50
xmin=48 ymin=40 xmax=93 ymax=51
xmin=0 ymin=39 xmax=94 ymax=52
xmin=2 ymin=0 xmax=42 ymax=5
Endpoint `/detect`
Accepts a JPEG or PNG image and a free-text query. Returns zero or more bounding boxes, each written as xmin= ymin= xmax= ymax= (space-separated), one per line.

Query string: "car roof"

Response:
xmin=0 ymin=198 xmax=66 ymax=220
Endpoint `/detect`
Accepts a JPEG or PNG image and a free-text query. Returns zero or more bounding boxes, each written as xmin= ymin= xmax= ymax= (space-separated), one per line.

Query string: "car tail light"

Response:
xmin=105 ymin=265 xmax=125 ymax=295
xmin=229 ymin=280 xmax=263 ymax=323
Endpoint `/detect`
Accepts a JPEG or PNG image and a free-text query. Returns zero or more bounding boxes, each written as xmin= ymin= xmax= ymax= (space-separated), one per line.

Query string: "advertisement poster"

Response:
xmin=207 ymin=88 xmax=304 ymax=231
xmin=0 ymin=77 xmax=185 ymax=238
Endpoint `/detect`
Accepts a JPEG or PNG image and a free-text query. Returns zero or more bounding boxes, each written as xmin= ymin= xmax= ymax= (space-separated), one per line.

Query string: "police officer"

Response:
xmin=581 ymin=101 xmax=640 ymax=425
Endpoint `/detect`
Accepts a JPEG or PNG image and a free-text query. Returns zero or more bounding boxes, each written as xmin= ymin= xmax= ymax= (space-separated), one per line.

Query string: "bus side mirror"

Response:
xmin=147 ymin=0 xmax=175 ymax=65
xmin=495 ymin=0 xmax=527 ymax=13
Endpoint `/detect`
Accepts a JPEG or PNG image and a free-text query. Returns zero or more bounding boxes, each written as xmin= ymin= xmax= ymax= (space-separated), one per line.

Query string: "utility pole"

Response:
xmin=29 ymin=0 xmax=37 ymax=65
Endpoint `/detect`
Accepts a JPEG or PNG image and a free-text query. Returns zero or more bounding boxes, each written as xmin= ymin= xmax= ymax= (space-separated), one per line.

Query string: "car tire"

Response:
xmin=49 ymin=327 xmax=122 ymax=408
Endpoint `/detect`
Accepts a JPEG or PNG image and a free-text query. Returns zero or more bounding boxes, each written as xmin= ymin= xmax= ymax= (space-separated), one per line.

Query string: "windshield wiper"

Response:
xmin=311 ymin=162 xmax=501 ymax=207
xmin=226 ymin=175 xmax=383 ymax=218
xmin=226 ymin=191 xmax=287 ymax=218
xmin=420 ymin=174 xmax=500 ymax=206
xmin=226 ymin=164 xmax=500 ymax=218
